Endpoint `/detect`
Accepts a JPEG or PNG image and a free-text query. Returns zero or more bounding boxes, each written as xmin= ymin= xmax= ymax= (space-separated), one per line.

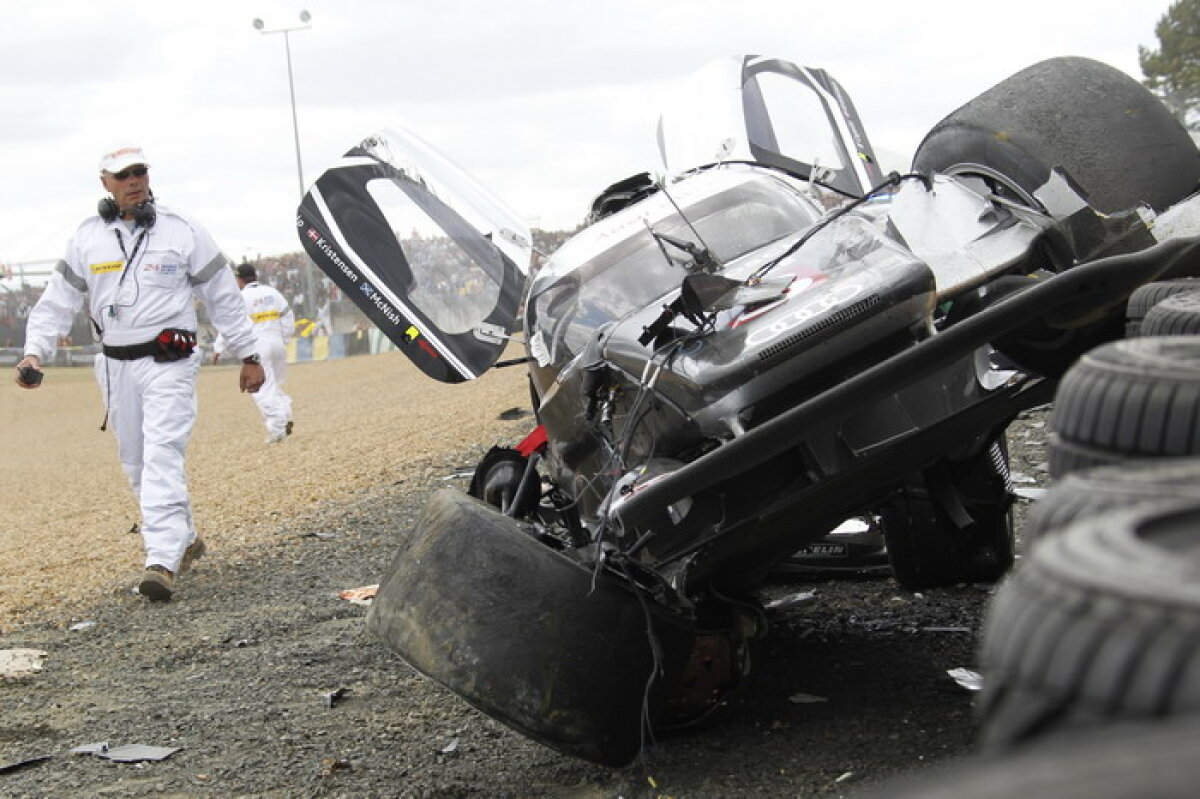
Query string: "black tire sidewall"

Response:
xmin=979 ymin=500 xmax=1200 ymax=751
xmin=880 ymin=437 xmax=1014 ymax=589
xmin=913 ymin=57 xmax=1200 ymax=215
xmin=366 ymin=489 xmax=695 ymax=766
xmin=1022 ymin=457 xmax=1200 ymax=549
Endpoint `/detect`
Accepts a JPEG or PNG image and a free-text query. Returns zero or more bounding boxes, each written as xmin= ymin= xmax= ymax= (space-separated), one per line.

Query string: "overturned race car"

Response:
xmin=296 ymin=55 xmax=1200 ymax=766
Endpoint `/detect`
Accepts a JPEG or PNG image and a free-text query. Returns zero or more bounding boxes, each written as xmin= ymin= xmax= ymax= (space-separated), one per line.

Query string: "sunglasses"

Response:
xmin=111 ymin=166 xmax=148 ymax=181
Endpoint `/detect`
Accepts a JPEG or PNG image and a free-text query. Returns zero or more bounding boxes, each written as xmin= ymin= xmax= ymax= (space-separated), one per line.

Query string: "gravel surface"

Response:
xmin=1 ymin=351 xmax=1053 ymax=798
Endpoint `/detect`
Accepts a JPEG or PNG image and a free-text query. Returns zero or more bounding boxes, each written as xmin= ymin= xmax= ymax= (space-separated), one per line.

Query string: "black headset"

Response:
xmin=98 ymin=196 xmax=157 ymax=228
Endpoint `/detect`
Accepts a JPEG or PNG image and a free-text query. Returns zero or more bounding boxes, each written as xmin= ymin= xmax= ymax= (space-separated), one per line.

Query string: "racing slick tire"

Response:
xmin=912 ymin=56 xmax=1200 ymax=217
xmin=879 ymin=436 xmax=1014 ymax=589
xmin=913 ymin=57 xmax=1200 ymax=379
xmin=365 ymin=489 xmax=696 ymax=766
xmin=1047 ymin=336 xmax=1200 ymax=478
xmin=853 ymin=719 xmax=1200 ymax=799
xmin=976 ymin=499 xmax=1200 ymax=752
xmin=1125 ymin=277 xmax=1200 ymax=337
xmin=1140 ymin=291 xmax=1200 ymax=337
xmin=1021 ymin=457 xmax=1200 ymax=550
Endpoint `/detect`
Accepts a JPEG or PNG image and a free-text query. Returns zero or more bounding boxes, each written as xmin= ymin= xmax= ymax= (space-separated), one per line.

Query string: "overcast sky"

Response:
xmin=0 ymin=0 xmax=1171 ymax=267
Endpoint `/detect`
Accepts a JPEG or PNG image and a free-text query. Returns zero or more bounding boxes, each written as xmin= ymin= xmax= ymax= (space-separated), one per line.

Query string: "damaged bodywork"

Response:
xmin=297 ymin=55 xmax=1200 ymax=765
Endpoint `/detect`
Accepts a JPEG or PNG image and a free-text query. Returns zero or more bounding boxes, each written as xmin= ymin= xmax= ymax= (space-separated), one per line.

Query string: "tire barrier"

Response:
xmin=1047 ymin=336 xmax=1200 ymax=477
xmin=977 ymin=498 xmax=1200 ymax=752
xmin=1022 ymin=457 xmax=1200 ymax=550
xmin=1125 ymin=277 xmax=1200 ymax=337
xmin=1141 ymin=291 xmax=1200 ymax=337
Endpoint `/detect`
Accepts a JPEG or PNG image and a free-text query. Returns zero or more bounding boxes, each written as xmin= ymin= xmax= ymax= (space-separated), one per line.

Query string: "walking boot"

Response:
xmin=138 ymin=565 xmax=174 ymax=602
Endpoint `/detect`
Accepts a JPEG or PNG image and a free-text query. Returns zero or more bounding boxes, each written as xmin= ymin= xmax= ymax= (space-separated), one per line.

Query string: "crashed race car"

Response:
xmin=296 ymin=55 xmax=1200 ymax=766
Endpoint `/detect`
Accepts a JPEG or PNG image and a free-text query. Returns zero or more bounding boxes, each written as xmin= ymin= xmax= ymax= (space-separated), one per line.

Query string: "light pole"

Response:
xmin=252 ymin=10 xmax=316 ymax=317
xmin=252 ymin=11 xmax=311 ymax=200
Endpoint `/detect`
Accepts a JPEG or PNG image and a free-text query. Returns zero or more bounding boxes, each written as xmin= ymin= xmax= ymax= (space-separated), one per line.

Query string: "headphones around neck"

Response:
xmin=98 ymin=196 xmax=157 ymax=228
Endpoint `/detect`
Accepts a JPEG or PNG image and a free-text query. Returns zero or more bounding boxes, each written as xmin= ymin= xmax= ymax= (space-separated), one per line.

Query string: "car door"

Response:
xmin=657 ymin=55 xmax=885 ymax=199
xmin=297 ymin=126 xmax=531 ymax=383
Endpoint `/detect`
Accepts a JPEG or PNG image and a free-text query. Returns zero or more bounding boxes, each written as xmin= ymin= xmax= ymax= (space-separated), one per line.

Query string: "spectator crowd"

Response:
xmin=2 ymin=226 xmax=576 ymax=362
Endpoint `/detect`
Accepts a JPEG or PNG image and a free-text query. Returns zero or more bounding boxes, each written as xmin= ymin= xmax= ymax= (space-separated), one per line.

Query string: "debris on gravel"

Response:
xmin=0 ymin=353 xmax=1053 ymax=797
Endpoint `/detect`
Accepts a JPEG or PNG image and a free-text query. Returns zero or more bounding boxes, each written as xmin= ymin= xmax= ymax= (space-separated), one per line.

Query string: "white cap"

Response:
xmin=99 ymin=145 xmax=149 ymax=174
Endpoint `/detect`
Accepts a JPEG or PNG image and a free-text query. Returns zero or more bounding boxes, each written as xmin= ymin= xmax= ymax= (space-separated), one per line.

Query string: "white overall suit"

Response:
xmin=217 ymin=280 xmax=295 ymax=440
xmin=23 ymin=205 xmax=259 ymax=572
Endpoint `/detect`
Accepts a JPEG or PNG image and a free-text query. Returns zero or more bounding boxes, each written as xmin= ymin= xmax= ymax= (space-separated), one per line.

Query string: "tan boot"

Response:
xmin=179 ymin=537 xmax=207 ymax=574
xmin=138 ymin=565 xmax=174 ymax=601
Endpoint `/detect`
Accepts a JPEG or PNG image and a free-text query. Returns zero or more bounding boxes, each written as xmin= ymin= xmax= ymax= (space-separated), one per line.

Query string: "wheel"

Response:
xmin=1141 ymin=291 xmax=1200 ymax=337
xmin=1022 ymin=457 xmax=1200 ymax=550
xmin=854 ymin=719 xmax=1200 ymax=799
xmin=879 ymin=435 xmax=1015 ymax=589
xmin=978 ymin=498 xmax=1200 ymax=751
xmin=1126 ymin=278 xmax=1200 ymax=336
xmin=1047 ymin=336 xmax=1200 ymax=477
xmin=913 ymin=56 xmax=1200 ymax=216
xmin=467 ymin=445 xmax=541 ymax=516
xmin=914 ymin=58 xmax=1200 ymax=378
xmin=365 ymin=489 xmax=697 ymax=766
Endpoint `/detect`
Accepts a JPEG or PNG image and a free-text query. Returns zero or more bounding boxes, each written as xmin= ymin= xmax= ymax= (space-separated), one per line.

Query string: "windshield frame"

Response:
xmin=527 ymin=165 xmax=825 ymax=361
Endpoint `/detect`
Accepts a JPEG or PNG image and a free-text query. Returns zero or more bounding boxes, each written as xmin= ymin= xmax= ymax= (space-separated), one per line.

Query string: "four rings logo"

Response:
xmin=744 ymin=274 xmax=874 ymax=347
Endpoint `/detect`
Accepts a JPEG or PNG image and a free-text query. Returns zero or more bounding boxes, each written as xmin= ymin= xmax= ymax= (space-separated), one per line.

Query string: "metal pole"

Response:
xmin=254 ymin=12 xmax=315 ymax=316
xmin=282 ymin=30 xmax=305 ymax=200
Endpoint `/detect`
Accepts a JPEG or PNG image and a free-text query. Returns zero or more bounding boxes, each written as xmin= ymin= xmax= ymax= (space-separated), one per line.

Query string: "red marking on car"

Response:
xmin=517 ymin=425 xmax=548 ymax=457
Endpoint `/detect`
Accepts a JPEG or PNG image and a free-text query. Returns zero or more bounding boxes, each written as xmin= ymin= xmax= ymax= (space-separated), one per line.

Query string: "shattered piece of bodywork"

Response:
xmin=338 ymin=585 xmax=378 ymax=605
xmin=73 ymin=742 xmax=180 ymax=762
xmin=764 ymin=590 xmax=817 ymax=610
xmin=439 ymin=738 xmax=460 ymax=755
xmin=321 ymin=687 xmax=350 ymax=709
xmin=101 ymin=744 xmax=181 ymax=762
xmin=71 ymin=742 xmax=110 ymax=756
xmin=0 ymin=649 xmax=48 ymax=680
xmin=0 ymin=755 xmax=52 ymax=774
xmin=68 ymin=621 xmax=97 ymax=632
xmin=947 ymin=667 xmax=984 ymax=692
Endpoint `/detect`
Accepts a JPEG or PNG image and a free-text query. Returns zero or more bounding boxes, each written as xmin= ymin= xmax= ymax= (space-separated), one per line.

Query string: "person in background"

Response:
xmin=214 ymin=262 xmax=295 ymax=442
xmin=13 ymin=144 xmax=265 ymax=602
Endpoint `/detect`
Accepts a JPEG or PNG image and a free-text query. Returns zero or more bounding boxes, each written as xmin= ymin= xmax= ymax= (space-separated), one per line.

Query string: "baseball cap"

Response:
xmin=99 ymin=145 xmax=149 ymax=175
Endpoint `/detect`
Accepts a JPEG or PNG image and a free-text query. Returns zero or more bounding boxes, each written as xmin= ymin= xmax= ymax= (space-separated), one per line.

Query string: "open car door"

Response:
xmin=657 ymin=55 xmax=885 ymax=197
xmin=297 ymin=127 xmax=531 ymax=383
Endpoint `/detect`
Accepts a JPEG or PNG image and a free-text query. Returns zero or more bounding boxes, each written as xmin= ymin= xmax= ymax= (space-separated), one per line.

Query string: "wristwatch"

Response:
xmin=242 ymin=354 xmax=261 ymax=365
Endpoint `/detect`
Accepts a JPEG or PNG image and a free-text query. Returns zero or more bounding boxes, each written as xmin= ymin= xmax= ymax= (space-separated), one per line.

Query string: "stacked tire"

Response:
xmin=849 ymin=47 xmax=1200 ymax=799
xmin=1046 ymin=336 xmax=1200 ymax=478
xmin=978 ymin=478 xmax=1200 ymax=750
xmin=976 ymin=335 xmax=1200 ymax=755
xmin=1142 ymin=292 xmax=1200 ymax=337
xmin=1125 ymin=277 xmax=1200 ymax=337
